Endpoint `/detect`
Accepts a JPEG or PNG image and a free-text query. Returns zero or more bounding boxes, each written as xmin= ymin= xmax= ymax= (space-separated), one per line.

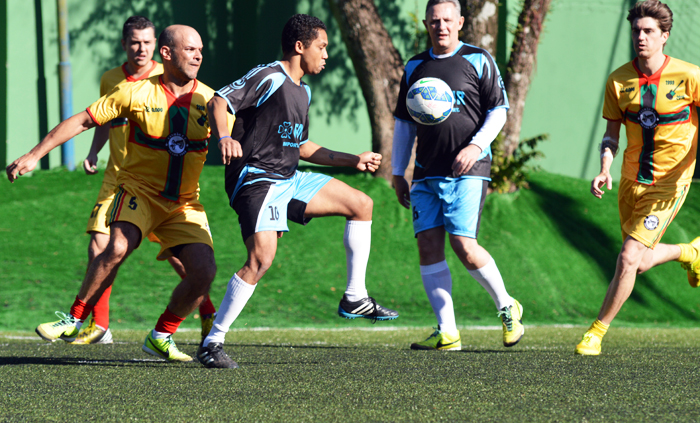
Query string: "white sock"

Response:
xmin=420 ymin=261 xmax=457 ymax=334
xmin=468 ymin=258 xmax=513 ymax=310
xmin=203 ymin=273 xmax=256 ymax=347
xmin=343 ymin=220 xmax=371 ymax=301
xmin=151 ymin=330 xmax=170 ymax=339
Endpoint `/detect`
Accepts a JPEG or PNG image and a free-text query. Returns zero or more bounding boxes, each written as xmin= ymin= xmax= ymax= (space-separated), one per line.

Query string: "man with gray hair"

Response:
xmin=392 ymin=0 xmax=523 ymax=351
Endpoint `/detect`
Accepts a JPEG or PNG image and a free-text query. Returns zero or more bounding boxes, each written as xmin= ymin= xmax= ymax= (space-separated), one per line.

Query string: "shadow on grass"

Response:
xmin=530 ymin=181 xmax=699 ymax=322
xmin=0 ymin=356 xmax=176 ymax=367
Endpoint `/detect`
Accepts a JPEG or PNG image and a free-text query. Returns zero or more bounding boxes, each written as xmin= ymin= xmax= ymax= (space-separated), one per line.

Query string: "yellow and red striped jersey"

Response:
xmin=87 ymin=75 xmax=226 ymax=202
xmin=603 ymin=55 xmax=700 ymax=186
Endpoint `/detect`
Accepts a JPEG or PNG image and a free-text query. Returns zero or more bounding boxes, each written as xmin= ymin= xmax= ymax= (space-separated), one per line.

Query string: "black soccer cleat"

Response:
xmin=197 ymin=342 xmax=239 ymax=369
xmin=337 ymin=295 xmax=399 ymax=322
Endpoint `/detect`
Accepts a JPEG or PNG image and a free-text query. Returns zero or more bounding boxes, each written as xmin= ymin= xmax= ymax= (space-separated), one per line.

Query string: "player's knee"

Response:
xmin=104 ymin=238 xmax=131 ymax=264
xmin=350 ymin=192 xmax=373 ymax=220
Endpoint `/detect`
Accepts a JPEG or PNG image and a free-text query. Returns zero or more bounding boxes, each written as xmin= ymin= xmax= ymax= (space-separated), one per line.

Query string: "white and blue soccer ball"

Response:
xmin=406 ymin=77 xmax=454 ymax=125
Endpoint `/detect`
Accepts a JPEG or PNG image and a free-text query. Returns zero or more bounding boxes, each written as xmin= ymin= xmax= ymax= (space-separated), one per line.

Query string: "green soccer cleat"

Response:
xmin=36 ymin=311 xmax=80 ymax=342
xmin=70 ymin=317 xmax=113 ymax=345
xmin=410 ymin=327 xmax=461 ymax=351
xmin=201 ymin=313 xmax=216 ymax=345
xmin=498 ymin=299 xmax=524 ymax=347
xmin=575 ymin=332 xmax=602 ymax=356
xmin=142 ymin=333 xmax=193 ymax=362
xmin=681 ymin=237 xmax=700 ymax=288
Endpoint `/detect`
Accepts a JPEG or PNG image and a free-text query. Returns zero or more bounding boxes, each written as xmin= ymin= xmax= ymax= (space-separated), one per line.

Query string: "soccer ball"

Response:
xmin=406 ymin=77 xmax=454 ymax=125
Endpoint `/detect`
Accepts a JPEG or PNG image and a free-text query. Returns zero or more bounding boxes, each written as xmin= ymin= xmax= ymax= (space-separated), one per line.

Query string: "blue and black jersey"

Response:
xmin=394 ymin=42 xmax=509 ymax=181
xmin=216 ymin=61 xmax=311 ymax=201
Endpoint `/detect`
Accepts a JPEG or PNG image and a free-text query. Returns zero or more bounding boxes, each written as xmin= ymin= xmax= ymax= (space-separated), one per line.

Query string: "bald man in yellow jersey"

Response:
xmin=576 ymin=0 xmax=700 ymax=356
xmin=74 ymin=16 xmax=218 ymax=346
xmin=7 ymin=25 xmax=232 ymax=362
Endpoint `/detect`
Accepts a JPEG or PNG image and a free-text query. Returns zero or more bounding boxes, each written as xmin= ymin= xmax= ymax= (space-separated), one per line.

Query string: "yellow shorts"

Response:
xmin=106 ymin=184 xmax=213 ymax=260
xmin=618 ymin=178 xmax=689 ymax=248
xmin=86 ymin=194 xmax=113 ymax=235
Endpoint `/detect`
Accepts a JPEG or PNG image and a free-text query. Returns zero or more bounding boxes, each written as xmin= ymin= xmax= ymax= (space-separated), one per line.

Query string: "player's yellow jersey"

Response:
xmin=99 ymin=60 xmax=163 ymax=193
xmin=87 ymin=75 xmax=222 ymax=202
xmin=603 ymin=56 xmax=700 ymax=187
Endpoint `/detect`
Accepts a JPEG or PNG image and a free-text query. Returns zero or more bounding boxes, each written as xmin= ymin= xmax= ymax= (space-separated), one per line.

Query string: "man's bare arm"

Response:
xmin=7 ymin=111 xmax=97 ymax=182
xmin=207 ymin=95 xmax=241 ymax=165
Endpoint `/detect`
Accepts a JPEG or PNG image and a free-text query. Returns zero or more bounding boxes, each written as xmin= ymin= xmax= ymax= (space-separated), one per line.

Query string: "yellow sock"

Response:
xmin=678 ymin=243 xmax=698 ymax=263
xmin=588 ymin=319 xmax=609 ymax=338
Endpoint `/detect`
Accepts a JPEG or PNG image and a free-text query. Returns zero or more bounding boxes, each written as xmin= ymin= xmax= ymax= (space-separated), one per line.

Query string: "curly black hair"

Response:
xmin=281 ymin=14 xmax=327 ymax=55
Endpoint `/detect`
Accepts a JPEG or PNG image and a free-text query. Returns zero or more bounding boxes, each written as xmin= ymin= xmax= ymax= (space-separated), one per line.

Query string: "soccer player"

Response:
xmin=7 ymin=25 xmax=231 ymax=362
xmin=196 ymin=14 xmax=397 ymax=369
xmin=392 ymin=0 xmax=523 ymax=351
xmin=76 ymin=16 xmax=218 ymax=345
xmin=575 ymin=0 xmax=700 ymax=356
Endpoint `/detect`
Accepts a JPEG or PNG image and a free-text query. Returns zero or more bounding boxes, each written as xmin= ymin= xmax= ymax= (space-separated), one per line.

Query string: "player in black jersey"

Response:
xmin=392 ymin=0 xmax=523 ymax=351
xmin=197 ymin=14 xmax=398 ymax=368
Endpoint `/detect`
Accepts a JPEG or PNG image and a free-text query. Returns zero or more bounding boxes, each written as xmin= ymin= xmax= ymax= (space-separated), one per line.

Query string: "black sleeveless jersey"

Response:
xmin=394 ymin=42 xmax=509 ymax=181
xmin=217 ymin=61 xmax=311 ymax=200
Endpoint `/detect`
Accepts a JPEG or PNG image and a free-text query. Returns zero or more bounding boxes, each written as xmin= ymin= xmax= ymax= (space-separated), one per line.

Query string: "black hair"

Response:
xmin=281 ymin=14 xmax=327 ymax=55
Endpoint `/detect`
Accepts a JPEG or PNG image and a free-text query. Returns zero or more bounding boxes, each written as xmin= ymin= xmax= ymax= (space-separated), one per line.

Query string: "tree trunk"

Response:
xmin=460 ymin=0 xmax=499 ymax=52
xmin=327 ymin=0 xmax=404 ymax=181
xmin=501 ymin=0 xmax=552 ymax=157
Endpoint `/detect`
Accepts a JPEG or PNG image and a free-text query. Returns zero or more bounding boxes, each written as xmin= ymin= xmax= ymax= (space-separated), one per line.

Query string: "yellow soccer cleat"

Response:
xmin=498 ymin=299 xmax=524 ymax=347
xmin=142 ymin=333 xmax=193 ymax=362
xmin=681 ymin=237 xmax=700 ymax=288
xmin=36 ymin=311 xmax=79 ymax=342
xmin=575 ymin=332 xmax=602 ymax=356
xmin=70 ymin=317 xmax=113 ymax=345
xmin=410 ymin=327 xmax=461 ymax=351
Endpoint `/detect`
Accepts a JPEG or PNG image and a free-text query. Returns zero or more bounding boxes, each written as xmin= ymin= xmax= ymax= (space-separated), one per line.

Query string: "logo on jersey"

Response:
xmin=144 ymin=105 xmax=163 ymax=113
xmin=165 ymin=133 xmax=189 ymax=157
xmin=278 ymin=122 xmax=304 ymax=147
xmin=638 ymin=107 xmax=659 ymax=130
xmin=644 ymin=215 xmax=659 ymax=231
xmin=619 ymin=86 xmax=635 ymax=94
xmin=279 ymin=122 xmax=293 ymax=139
xmin=666 ymin=80 xmax=684 ymax=100
xmin=197 ymin=113 xmax=208 ymax=126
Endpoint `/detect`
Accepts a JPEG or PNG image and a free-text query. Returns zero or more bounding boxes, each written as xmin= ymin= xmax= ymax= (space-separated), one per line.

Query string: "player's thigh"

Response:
xmin=152 ymin=199 xmax=214 ymax=261
xmin=442 ymin=178 xmax=488 ymax=239
xmin=106 ymin=185 xmax=163 ymax=248
xmin=410 ymin=180 xmax=444 ymax=237
xmin=233 ymin=180 xmax=295 ymax=242
xmin=621 ymin=180 xmax=689 ymax=248
xmin=86 ymin=193 xmax=114 ymax=235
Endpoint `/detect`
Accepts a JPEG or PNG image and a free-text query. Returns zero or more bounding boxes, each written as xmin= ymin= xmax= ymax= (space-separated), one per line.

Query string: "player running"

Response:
xmin=7 ymin=25 xmax=232 ymax=362
xmin=576 ymin=0 xmax=700 ymax=356
xmin=392 ymin=0 xmax=522 ymax=351
xmin=76 ymin=16 xmax=218 ymax=345
xmin=197 ymin=14 xmax=397 ymax=369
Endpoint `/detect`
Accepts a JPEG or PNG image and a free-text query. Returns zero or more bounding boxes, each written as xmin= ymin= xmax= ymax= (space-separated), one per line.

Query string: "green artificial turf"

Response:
xmin=1 ymin=167 xmax=700 ymax=332
xmin=1 ymin=326 xmax=699 ymax=422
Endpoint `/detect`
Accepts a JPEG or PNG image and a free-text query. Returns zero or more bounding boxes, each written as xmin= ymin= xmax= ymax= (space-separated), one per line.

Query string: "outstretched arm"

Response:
xmin=208 ymin=95 xmax=241 ymax=165
xmin=591 ymin=120 xmax=622 ymax=199
xmin=83 ymin=124 xmax=110 ymax=174
xmin=299 ymin=141 xmax=381 ymax=173
xmin=6 ymin=110 xmax=97 ymax=182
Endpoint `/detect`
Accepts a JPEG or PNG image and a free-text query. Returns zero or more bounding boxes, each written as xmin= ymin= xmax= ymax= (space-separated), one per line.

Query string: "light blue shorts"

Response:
xmin=232 ymin=169 xmax=332 ymax=240
xmin=410 ymin=177 xmax=489 ymax=238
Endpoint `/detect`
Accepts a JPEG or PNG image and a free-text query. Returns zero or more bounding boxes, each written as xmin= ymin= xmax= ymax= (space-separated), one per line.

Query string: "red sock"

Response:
xmin=92 ymin=285 xmax=112 ymax=329
xmin=154 ymin=308 xmax=185 ymax=334
xmin=199 ymin=294 xmax=216 ymax=316
xmin=69 ymin=296 xmax=94 ymax=321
